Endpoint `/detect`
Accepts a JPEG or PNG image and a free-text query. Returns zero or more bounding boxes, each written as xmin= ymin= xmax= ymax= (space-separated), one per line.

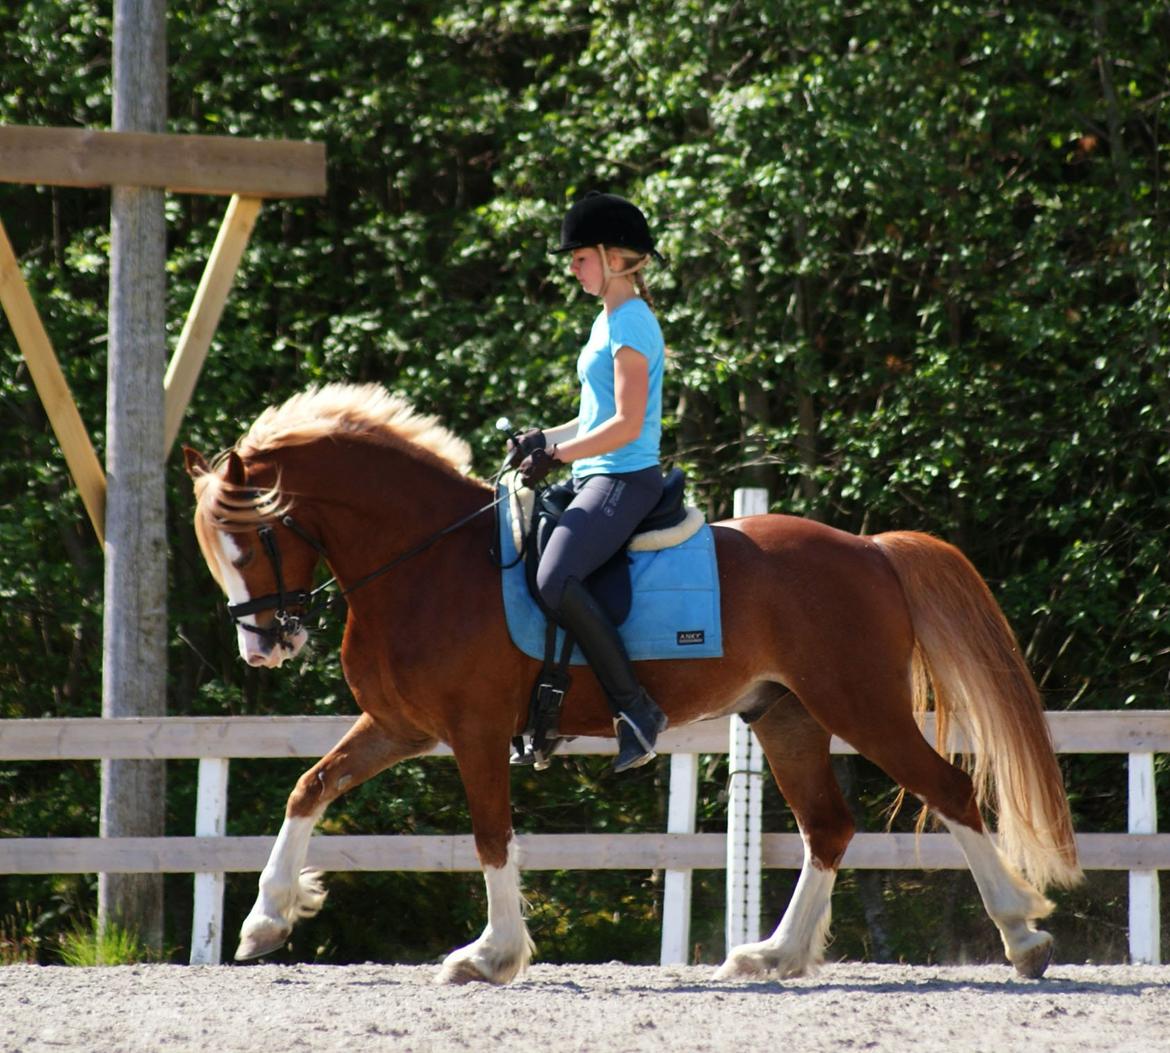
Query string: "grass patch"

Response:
xmin=57 ymin=916 xmax=162 ymax=967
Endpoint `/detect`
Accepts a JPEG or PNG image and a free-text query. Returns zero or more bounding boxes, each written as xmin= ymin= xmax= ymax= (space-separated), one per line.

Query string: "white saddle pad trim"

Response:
xmin=628 ymin=505 xmax=706 ymax=551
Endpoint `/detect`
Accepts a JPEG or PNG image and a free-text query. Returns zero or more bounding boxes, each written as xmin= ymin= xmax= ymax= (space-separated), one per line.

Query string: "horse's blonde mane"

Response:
xmin=238 ymin=383 xmax=473 ymax=471
xmin=191 ymin=384 xmax=473 ymax=588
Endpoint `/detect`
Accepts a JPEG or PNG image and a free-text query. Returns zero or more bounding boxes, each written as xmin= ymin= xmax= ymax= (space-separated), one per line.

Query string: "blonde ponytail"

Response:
xmin=634 ymin=269 xmax=656 ymax=310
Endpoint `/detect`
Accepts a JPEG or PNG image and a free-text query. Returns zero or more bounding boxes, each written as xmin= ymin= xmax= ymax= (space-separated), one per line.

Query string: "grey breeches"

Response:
xmin=535 ymin=467 xmax=665 ymax=612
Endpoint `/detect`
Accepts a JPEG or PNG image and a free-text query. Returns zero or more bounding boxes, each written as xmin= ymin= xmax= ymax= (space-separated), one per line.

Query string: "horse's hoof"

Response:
xmin=1012 ymin=932 xmax=1054 ymax=979
xmin=713 ymin=951 xmax=767 ymax=980
xmin=435 ymin=956 xmax=497 ymax=985
xmin=234 ymin=920 xmax=292 ymax=961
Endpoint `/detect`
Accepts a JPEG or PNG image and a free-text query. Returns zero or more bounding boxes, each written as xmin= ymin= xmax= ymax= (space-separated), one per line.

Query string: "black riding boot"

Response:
xmin=556 ymin=577 xmax=668 ymax=772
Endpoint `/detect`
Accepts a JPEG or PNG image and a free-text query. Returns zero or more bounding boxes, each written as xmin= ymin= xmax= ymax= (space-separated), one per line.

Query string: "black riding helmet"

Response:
xmin=552 ymin=191 xmax=665 ymax=261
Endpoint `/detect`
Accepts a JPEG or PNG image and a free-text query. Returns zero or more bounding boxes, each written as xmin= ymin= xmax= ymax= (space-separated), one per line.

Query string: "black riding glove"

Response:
xmin=519 ymin=446 xmax=562 ymax=488
xmin=505 ymin=428 xmax=545 ymax=469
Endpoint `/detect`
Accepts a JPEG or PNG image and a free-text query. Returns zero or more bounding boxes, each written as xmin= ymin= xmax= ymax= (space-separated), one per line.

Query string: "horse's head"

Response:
xmin=185 ymin=446 xmax=320 ymax=669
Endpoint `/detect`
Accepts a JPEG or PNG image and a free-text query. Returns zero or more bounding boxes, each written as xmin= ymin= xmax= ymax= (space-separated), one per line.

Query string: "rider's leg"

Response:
xmin=556 ymin=576 xmax=668 ymax=771
xmin=536 ymin=469 xmax=667 ymax=772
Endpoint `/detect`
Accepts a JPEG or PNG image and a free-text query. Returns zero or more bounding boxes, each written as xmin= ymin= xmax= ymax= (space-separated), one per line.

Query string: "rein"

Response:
xmin=228 ymin=467 xmax=524 ymax=648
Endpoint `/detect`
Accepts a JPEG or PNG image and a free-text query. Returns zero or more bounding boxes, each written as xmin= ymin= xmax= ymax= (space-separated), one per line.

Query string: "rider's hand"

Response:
xmin=518 ymin=446 xmax=562 ymax=488
xmin=505 ymin=428 xmax=546 ymax=469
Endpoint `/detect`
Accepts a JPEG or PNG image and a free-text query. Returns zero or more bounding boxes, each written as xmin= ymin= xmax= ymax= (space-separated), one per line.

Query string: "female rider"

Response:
xmin=511 ymin=191 xmax=669 ymax=772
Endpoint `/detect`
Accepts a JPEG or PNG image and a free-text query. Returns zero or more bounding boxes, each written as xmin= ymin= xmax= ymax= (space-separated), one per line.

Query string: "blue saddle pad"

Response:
xmin=499 ymin=488 xmax=723 ymax=663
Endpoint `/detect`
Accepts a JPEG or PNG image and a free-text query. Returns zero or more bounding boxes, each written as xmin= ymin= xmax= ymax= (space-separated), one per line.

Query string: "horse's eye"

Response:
xmin=231 ymin=547 xmax=254 ymax=571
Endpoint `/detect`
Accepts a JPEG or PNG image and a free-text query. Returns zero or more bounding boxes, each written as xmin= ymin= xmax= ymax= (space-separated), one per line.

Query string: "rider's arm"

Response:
xmin=542 ymin=419 xmax=580 ymax=447
xmin=550 ymin=347 xmax=648 ymax=465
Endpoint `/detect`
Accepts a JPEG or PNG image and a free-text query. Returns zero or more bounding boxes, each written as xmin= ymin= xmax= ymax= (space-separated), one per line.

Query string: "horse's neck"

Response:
xmin=288 ymin=440 xmax=489 ymax=586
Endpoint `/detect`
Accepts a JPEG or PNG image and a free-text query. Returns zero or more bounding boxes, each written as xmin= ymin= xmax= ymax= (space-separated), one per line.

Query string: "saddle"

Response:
xmin=507 ymin=468 xmax=706 ymax=770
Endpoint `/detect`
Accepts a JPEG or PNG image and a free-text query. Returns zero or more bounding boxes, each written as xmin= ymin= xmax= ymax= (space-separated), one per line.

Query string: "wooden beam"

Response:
xmin=0 ymin=125 xmax=326 ymax=198
xmin=164 ymin=194 xmax=262 ymax=454
xmin=0 ymin=216 xmax=106 ymax=542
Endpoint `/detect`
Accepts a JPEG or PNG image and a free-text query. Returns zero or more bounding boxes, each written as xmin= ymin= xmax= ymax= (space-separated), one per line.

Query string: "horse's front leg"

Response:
xmin=236 ymin=712 xmax=436 ymax=960
xmin=435 ymin=731 xmax=534 ymax=985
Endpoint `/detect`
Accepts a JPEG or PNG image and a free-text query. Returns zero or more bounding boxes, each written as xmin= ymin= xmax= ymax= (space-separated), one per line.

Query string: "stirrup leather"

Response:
xmin=511 ymin=617 xmax=576 ymax=771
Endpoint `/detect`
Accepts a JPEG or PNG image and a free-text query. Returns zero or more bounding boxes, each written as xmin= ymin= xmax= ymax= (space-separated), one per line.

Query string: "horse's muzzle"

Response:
xmin=238 ymin=615 xmax=309 ymax=668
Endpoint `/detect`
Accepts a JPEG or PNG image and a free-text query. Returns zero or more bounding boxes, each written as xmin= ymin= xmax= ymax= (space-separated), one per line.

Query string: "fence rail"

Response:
xmin=4 ymin=831 xmax=1169 ymax=874
xmin=1 ymin=711 xmax=1166 ymax=965
xmin=4 ymin=710 xmax=1169 ymax=759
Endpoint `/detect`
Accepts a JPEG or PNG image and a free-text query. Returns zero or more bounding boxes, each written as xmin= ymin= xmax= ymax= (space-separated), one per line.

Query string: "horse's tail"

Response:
xmin=872 ymin=530 xmax=1082 ymax=892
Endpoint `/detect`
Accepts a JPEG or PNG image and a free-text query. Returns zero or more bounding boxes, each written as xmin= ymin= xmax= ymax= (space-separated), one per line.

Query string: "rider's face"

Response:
xmin=569 ymin=247 xmax=604 ymax=296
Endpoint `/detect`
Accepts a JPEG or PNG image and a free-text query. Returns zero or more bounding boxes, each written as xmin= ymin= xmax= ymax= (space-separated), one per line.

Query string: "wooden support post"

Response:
xmin=99 ymin=0 xmax=168 ymax=954
xmin=164 ymin=194 xmax=262 ymax=455
xmin=0 ymin=217 xmax=107 ymax=542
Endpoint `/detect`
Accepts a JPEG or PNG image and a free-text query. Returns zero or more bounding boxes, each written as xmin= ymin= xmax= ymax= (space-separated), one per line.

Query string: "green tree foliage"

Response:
xmin=1 ymin=0 xmax=1166 ymax=963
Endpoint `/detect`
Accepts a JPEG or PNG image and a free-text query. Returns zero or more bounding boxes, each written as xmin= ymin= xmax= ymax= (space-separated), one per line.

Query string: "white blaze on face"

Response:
xmin=212 ymin=530 xmax=308 ymax=668
xmin=213 ymin=532 xmax=270 ymax=666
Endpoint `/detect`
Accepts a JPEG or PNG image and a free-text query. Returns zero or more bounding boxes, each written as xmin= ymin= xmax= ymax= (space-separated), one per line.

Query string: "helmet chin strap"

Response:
xmin=598 ymin=244 xmax=649 ymax=298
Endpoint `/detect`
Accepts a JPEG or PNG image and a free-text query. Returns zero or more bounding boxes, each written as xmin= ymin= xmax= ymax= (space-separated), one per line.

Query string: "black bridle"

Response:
xmin=226 ymin=518 xmax=327 ymax=651
xmin=226 ymin=484 xmax=520 ymax=652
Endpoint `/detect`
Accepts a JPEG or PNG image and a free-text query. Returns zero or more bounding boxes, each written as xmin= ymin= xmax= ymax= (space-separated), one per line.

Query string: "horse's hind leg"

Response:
xmin=942 ymin=819 xmax=1056 ymax=978
xmin=236 ymin=712 xmax=436 ymax=960
xmin=715 ymin=692 xmax=854 ymax=980
xmin=851 ymin=713 xmax=1056 ymax=977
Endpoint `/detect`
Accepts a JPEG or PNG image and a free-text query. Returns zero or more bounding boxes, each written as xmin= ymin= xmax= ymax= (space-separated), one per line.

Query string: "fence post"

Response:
xmin=1128 ymin=751 xmax=1160 ymax=964
xmin=189 ymin=757 xmax=229 ymax=965
xmin=725 ymin=487 xmax=768 ymax=955
xmin=660 ymin=752 xmax=699 ymax=964
xmin=726 ymin=719 xmax=764 ymax=953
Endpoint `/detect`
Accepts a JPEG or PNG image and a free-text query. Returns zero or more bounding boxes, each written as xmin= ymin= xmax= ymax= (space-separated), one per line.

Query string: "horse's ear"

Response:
xmin=224 ymin=450 xmax=247 ymax=486
xmin=183 ymin=446 xmax=210 ymax=479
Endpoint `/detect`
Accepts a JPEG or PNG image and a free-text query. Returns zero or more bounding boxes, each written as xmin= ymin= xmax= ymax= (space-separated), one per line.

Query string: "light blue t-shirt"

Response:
xmin=572 ymin=298 xmax=664 ymax=478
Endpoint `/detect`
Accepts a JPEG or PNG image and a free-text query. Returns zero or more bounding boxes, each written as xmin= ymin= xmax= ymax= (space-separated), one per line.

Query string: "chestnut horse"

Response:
xmin=184 ymin=383 xmax=1081 ymax=983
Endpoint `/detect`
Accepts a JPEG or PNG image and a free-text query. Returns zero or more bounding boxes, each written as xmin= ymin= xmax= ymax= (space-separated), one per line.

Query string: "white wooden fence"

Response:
xmin=0 ymin=711 xmax=1166 ymax=966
